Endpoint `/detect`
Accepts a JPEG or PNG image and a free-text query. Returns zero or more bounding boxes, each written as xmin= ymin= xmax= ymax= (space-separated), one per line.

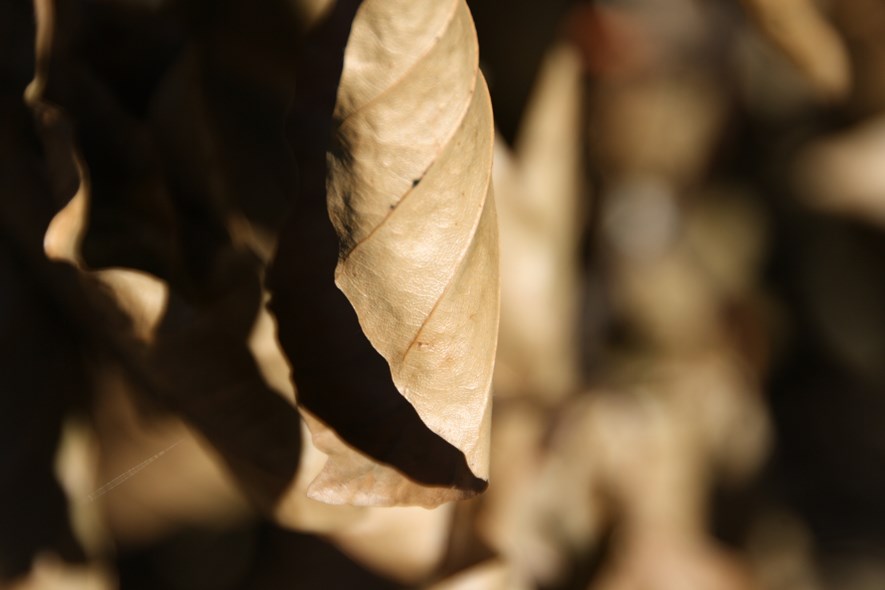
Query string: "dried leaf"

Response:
xmin=740 ymin=0 xmax=851 ymax=101
xmin=270 ymin=0 xmax=498 ymax=506
xmin=47 ymin=188 xmax=360 ymax=536
xmin=328 ymin=0 xmax=498 ymax=487
xmin=41 ymin=168 xmax=304 ymax=529
xmin=475 ymin=403 xmax=556 ymax=583
xmin=34 ymin=0 xmax=303 ymax=294
xmin=0 ymin=242 xmax=85 ymax=581
xmin=30 ymin=0 xmax=306 ymax=523
xmin=494 ymin=42 xmax=584 ymax=402
xmin=795 ymin=117 xmax=885 ymax=227
xmin=6 ymin=554 xmax=114 ymax=590
xmin=0 ymin=12 xmax=86 ymax=573
xmin=331 ymin=503 xmax=453 ymax=584
xmin=90 ymin=367 xmax=253 ymax=545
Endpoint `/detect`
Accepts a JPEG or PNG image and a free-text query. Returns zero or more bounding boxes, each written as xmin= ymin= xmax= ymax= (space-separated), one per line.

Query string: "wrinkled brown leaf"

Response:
xmin=328 ymin=0 xmax=498 ymax=490
xmin=28 ymin=0 xmax=308 ymax=526
xmin=270 ymin=0 xmax=498 ymax=506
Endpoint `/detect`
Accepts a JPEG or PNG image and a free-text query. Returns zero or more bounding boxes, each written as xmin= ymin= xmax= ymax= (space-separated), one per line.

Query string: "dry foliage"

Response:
xmin=6 ymin=0 xmax=885 ymax=589
xmin=271 ymin=0 xmax=498 ymax=507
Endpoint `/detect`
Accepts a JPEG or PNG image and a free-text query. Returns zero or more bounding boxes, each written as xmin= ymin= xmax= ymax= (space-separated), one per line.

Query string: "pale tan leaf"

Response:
xmin=43 ymin=177 xmax=86 ymax=265
xmin=475 ymin=403 xmax=560 ymax=584
xmin=246 ymin=299 xmax=375 ymax=530
xmin=740 ymin=0 xmax=851 ymax=101
xmin=330 ymin=502 xmax=453 ymax=584
xmin=6 ymin=555 xmax=114 ymax=590
xmin=268 ymin=415 xmax=368 ymax=531
xmin=42 ymin=158 xmax=304 ymax=530
xmin=53 ymin=420 xmax=107 ymax=559
xmin=494 ymin=42 xmax=584 ymax=402
xmin=273 ymin=410 xmax=455 ymax=581
xmin=90 ymin=368 xmax=253 ymax=545
xmin=305 ymin=0 xmax=498 ymax=503
xmin=794 ymin=117 xmax=885 ymax=227
xmin=45 ymin=187 xmax=365 ymax=534
xmin=299 ymin=409 xmax=481 ymax=507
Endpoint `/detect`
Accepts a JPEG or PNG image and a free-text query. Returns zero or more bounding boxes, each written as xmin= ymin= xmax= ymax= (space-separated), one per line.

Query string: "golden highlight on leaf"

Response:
xmin=326 ymin=0 xmax=498 ymax=487
xmin=740 ymin=0 xmax=851 ymax=101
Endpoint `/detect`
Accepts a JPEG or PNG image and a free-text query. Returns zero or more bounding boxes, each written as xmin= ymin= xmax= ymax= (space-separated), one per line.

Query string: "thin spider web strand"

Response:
xmin=87 ymin=439 xmax=183 ymax=502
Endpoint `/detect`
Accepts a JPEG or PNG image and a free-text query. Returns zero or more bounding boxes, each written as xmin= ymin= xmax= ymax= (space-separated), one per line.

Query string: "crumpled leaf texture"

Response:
xmin=328 ymin=0 xmax=498 ymax=490
xmin=271 ymin=0 xmax=499 ymax=507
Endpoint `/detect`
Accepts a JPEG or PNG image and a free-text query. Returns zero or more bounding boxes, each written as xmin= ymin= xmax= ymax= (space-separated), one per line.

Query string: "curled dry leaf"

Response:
xmin=740 ymin=0 xmax=851 ymax=101
xmin=270 ymin=0 xmax=498 ymax=506
xmin=329 ymin=0 xmax=498 ymax=490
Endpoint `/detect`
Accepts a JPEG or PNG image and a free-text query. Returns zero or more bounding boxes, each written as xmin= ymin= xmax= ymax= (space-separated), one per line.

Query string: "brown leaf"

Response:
xmin=270 ymin=0 xmax=498 ymax=506
xmin=794 ymin=117 xmax=885 ymax=227
xmin=6 ymin=554 xmax=113 ymax=590
xmin=147 ymin=257 xmax=304 ymax=519
xmin=494 ymin=42 xmax=584 ymax=402
xmin=0 ymin=7 xmax=89 ymax=573
xmin=35 ymin=0 xmax=189 ymax=284
xmin=30 ymin=0 xmax=306 ymax=525
xmin=328 ymin=0 xmax=498 ymax=486
xmin=740 ymin=0 xmax=851 ymax=102
xmin=0 ymin=243 xmax=86 ymax=581
xmin=330 ymin=503 xmax=453 ymax=584
xmin=34 ymin=0 xmax=304 ymax=295
xmin=90 ymin=368 xmax=253 ymax=545
xmin=39 ymin=152 xmax=304 ymax=530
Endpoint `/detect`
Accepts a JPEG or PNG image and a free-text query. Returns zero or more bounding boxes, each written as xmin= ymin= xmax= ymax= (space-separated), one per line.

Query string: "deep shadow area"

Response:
xmin=268 ymin=0 xmax=486 ymax=492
